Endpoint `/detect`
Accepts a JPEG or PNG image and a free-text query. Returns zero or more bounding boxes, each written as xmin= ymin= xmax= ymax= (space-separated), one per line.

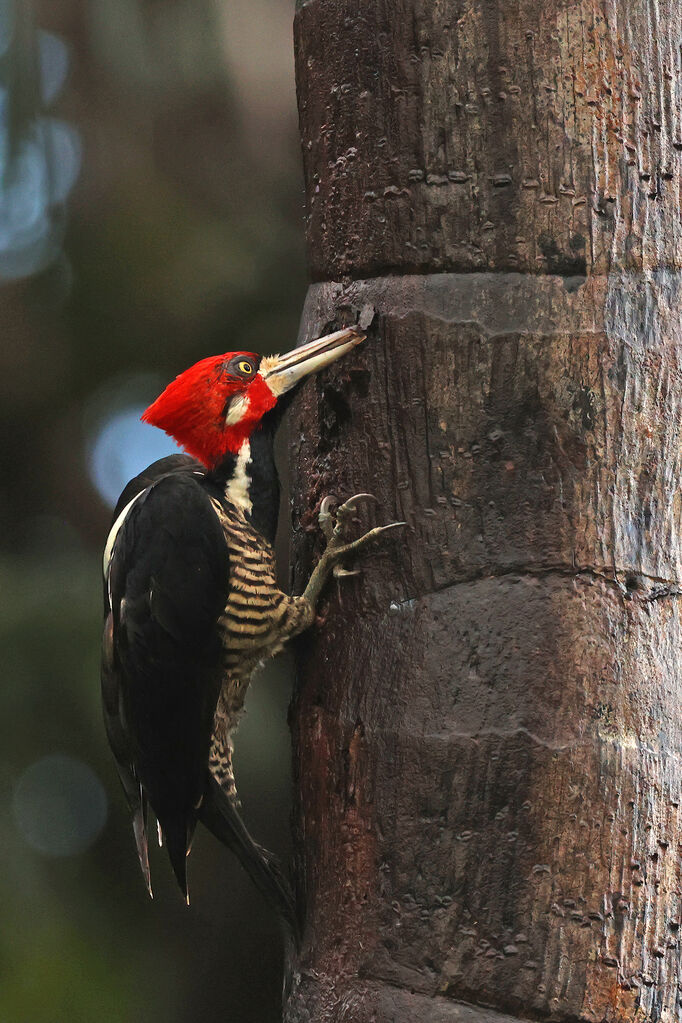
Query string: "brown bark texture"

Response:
xmin=286 ymin=2 xmax=682 ymax=1021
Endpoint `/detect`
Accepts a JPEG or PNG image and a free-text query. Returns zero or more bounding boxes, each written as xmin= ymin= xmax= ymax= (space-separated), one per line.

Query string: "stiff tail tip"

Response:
xmin=132 ymin=806 xmax=153 ymax=899
xmin=159 ymin=813 xmax=191 ymax=904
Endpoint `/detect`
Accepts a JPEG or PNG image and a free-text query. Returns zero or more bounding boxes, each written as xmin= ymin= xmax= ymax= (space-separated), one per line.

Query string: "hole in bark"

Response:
xmin=625 ymin=574 xmax=641 ymax=592
xmin=322 ymin=386 xmax=351 ymax=425
xmin=317 ymin=384 xmax=352 ymax=454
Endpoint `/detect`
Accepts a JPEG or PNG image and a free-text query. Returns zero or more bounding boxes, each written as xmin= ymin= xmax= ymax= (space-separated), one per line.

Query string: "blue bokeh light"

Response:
xmin=88 ymin=406 xmax=182 ymax=508
xmin=0 ymin=18 xmax=81 ymax=280
xmin=38 ymin=30 xmax=69 ymax=105
xmin=13 ymin=755 xmax=108 ymax=858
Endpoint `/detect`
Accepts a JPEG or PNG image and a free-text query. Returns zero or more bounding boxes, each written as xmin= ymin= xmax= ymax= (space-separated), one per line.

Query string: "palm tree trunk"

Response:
xmin=286 ymin=2 xmax=682 ymax=1019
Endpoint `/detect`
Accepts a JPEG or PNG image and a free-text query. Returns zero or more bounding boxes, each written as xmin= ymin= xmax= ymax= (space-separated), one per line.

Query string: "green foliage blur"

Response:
xmin=0 ymin=2 xmax=305 ymax=1020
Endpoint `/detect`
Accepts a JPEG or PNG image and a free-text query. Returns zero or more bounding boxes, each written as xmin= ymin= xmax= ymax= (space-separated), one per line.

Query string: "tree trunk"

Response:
xmin=286 ymin=2 xmax=682 ymax=1021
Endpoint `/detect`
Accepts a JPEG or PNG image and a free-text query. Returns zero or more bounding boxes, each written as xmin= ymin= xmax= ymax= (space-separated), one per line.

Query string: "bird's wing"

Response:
xmin=102 ymin=454 xmax=205 ymax=893
xmin=103 ymin=455 xmax=205 ymax=612
xmin=102 ymin=470 xmax=230 ymax=898
xmin=110 ymin=454 xmax=205 ymax=520
xmin=101 ymin=607 xmax=153 ymax=894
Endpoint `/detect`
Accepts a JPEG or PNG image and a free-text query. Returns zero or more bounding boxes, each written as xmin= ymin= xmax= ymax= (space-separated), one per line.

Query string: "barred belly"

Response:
xmin=208 ymin=500 xmax=312 ymax=800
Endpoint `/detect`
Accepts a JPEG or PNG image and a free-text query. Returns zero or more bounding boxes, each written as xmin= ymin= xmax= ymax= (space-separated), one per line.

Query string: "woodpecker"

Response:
xmin=101 ymin=328 xmax=402 ymax=926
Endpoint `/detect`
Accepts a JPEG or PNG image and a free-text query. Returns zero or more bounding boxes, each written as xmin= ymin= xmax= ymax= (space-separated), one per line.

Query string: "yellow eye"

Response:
xmin=238 ymin=361 xmax=253 ymax=374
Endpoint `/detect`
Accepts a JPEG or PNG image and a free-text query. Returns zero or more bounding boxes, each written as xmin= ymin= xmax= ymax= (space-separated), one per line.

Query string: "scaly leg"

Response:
xmin=302 ymin=494 xmax=405 ymax=613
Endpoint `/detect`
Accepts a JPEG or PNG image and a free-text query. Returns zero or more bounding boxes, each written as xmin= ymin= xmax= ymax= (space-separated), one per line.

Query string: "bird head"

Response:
xmin=142 ymin=327 xmax=365 ymax=469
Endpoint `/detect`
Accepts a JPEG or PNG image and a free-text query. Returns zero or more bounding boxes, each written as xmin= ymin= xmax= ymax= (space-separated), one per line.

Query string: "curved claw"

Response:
xmin=335 ymin=493 xmax=380 ymax=540
xmin=319 ymin=496 xmax=339 ymax=515
xmin=318 ymin=495 xmax=339 ymax=541
xmin=319 ymin=490 xmax=406 ymax=561
xmin=321 ymin=493 xmax=381 ymax=542
xmin=332 ymin=520 xmax=407 ymax=562
xmin=340 ymin=493 xmax=378 ymax=507
xmin=336 ymin=493 xmax=378 ymax=518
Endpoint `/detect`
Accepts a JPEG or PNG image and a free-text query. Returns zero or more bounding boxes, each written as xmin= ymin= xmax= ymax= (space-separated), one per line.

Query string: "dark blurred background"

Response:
xmin=0 ymin=1 xmax=306 ymax=1020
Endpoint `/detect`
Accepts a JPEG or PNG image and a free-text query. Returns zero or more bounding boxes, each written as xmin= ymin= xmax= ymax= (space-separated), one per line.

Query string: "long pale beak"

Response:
xmin=259 ymin=327 xmax=365 ymax=396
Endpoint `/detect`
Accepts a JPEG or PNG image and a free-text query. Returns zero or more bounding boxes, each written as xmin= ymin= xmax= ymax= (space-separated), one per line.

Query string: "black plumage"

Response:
xmin=103 ymin=466 xmax=230 ymax=897
xmin=107 ymin=472 xmax=228 ymax=896
xmin=102 ymin=439 xmax=307 ymax=916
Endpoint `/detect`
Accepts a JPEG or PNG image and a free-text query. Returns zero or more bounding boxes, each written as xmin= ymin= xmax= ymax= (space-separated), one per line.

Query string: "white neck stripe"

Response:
xmin=225 ymin=440 xmax=253 ymax=514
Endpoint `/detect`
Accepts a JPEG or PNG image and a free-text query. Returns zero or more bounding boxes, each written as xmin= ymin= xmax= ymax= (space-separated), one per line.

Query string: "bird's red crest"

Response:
xmin=142 ymin=353 xmax=277 ymax=468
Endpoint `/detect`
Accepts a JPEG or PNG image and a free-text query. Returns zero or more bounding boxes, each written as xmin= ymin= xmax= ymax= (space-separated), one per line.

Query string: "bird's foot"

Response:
xmin=300 ymin=493 xmax=404 ymax=616
xmin=320 ymin=494 xmax=405 ymax=562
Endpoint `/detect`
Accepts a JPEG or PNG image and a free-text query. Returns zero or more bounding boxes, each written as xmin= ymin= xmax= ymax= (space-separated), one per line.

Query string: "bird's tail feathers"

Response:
xmin=158 ymin=812 xmax=191 ymax=903
xmin=132 ymin=789 xmax=153 ymax=898
xmin=199 ymin=775 xmax=299 ymax=946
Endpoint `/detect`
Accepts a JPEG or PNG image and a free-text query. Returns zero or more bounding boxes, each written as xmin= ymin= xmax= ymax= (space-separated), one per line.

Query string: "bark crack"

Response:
xmin=314 ymin=265 xmax=591 ymax=285
xmin=407 ymin=563 xmax=682 ymax=605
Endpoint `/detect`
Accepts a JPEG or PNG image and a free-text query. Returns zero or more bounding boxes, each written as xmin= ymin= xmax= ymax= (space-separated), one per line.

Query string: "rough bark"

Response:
xmin=286 ymin=3 xmax=682 ymax=1021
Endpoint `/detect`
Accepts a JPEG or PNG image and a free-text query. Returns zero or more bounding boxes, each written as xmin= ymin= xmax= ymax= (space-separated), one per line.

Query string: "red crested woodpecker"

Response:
xmin=100 ymin=328 xmax=403 ymax=928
